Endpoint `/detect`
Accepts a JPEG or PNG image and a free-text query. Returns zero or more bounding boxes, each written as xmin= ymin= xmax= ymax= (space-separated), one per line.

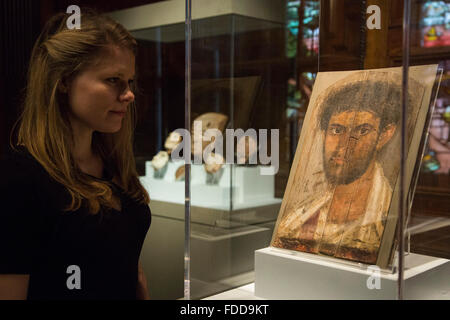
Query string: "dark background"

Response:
xmin=1 ymin=0 xmax=449 ymax=259
xmin=0 ymin=0 xmax=161 ymax=158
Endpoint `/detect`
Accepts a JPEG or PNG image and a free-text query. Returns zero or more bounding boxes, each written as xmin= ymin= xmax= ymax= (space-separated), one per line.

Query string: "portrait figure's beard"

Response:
xmin=323 ymin=143 xmax=377 ymax=186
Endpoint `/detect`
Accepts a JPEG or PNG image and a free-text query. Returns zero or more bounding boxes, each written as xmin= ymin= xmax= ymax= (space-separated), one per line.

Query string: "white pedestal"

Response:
xmin=192 ymin=224 xmax=272 ymax=282
xmin=141 ymin=161 xmax=281 ymax=210
xmin=140 ymin=161 xmax=281 ymax=227
xmin=254 ymin=247 xmax=450 ymax=300
xmin=191 ymin=224 xmax=272 ymax=298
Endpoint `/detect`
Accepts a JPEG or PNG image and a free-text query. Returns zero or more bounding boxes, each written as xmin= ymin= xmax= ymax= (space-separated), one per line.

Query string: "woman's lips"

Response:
xmin=110 ymin=111 xmax=126 ymax=117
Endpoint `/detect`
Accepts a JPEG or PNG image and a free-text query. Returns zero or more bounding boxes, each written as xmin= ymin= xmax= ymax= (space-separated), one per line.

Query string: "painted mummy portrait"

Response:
xmin=271 ymin=67 xmax=436 ymax=266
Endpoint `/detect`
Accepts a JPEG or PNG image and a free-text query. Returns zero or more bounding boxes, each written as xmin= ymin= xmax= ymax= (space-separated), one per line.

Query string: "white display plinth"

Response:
xmin=192 ymin=224 xmax=272 ymax=282
xmin=141 ymin=160 xmax=281 ymax=210
xmin=255 ymin=247 xmax=450 ymax=300
xmin=191 ymin=224 xmax=273 ymax=298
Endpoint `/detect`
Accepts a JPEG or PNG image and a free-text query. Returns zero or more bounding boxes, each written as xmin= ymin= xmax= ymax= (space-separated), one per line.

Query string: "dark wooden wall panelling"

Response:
xmin=0 ymin=0 xmax=40 ymax=157
xmin=0 ymin=0 xmax=162 ymax=159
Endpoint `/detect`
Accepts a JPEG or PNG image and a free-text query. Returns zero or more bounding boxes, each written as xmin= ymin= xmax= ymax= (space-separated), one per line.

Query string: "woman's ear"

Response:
xmin=58 ymin=77 xmax=69 ymax=93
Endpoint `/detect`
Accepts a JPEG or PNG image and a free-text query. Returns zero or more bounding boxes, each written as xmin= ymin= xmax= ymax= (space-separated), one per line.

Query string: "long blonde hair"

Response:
xmin=10 ymin=8 xmax=150 ymax=214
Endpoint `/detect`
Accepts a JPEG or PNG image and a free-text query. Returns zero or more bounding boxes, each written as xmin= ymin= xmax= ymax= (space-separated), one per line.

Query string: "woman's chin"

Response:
xmin=96 ymin=125 xmax=122 ymax=134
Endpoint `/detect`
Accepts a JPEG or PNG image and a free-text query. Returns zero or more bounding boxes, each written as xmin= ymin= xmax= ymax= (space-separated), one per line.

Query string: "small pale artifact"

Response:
xmin=165 ymin=131 xmax=182 ymax=154
xmin=175 ymin=165 xmax=185 ymax=181
xmin=204 ymin=152 xmax=225 ymax=184
xmin=151 ymin=151 xmax=169 ymax=179
xmin=191 ymin=112 xmax=228 ymax=157
xmin=236 ymin=135 xmax=258 ymax=164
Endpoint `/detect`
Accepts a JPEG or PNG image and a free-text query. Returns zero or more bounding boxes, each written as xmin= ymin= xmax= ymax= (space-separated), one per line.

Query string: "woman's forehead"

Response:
xmin=87 ymin=47 xmax=135 ymax=75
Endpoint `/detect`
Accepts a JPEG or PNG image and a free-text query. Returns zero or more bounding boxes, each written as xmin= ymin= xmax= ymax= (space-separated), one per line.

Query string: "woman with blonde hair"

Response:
xmin=0 ymin=8 xmax=151 ymax=300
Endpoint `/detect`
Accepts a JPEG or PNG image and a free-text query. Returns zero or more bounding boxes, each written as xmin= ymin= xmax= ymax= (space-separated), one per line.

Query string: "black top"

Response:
xmin=0 ymin=146 xmax=151 ymax=300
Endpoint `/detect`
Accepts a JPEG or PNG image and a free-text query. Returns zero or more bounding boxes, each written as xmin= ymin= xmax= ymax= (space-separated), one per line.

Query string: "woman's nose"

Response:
xmin=120 ymin=86 xmax=135 ymax=103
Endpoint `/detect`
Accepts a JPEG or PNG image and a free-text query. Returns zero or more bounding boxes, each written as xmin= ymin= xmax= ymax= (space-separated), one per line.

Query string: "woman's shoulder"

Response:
xmin=0 ymin=146 xmax=46 ymax=216
xmin=0 ymin=145 xmax=47 ymax=187
xmin=1 ymin=145 xmax=39 ymax=167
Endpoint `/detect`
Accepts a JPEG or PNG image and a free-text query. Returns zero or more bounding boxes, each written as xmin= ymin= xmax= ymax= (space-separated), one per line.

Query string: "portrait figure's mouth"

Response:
xmin=324 ymin=145 xmax=376 ymax=185
xmin=330 ymin=156 xmax=347 ymax=165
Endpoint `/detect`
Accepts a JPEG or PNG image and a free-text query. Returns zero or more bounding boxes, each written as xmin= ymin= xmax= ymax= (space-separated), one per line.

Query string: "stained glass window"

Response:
xmin=420 ymin=1 xmax=450 ymax=48
xmin=286 ymin=0 xmax=320 ymax=58
xmin=423 ymin=61 xmax=450 ymax=173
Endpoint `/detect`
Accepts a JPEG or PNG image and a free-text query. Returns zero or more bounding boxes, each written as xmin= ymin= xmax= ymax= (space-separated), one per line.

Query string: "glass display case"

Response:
xmin=408 ymin=0 xmax=450 ymax=263
xmin=109 ymin=0 xmax=286 ymax=300
xmin=187 ymin=1 xmax=287 ymax=299
xmin=109 ymin=0 xmax=449 ymax=300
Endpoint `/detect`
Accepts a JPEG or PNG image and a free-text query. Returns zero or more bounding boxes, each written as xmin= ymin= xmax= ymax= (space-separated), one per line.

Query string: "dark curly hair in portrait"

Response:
xmin=319 ymin=79 xmax=413 ymax=133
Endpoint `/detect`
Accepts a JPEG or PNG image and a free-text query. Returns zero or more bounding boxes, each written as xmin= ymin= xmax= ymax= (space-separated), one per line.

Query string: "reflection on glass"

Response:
xmin=422 ymin=61 xmax=450 ymax=174
xmin=410 ymin=1 xmax=450 ymax=271
xmin=286 ymin=0 xmax=319 ymax=160
xmin=286 ymin=0 xmax=320 ymax=58
xmin=420 ymin=1 xmax=450 ymax=48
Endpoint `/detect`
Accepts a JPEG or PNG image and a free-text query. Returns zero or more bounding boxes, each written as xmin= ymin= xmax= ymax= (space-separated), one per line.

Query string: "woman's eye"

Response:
xmin=107 ymin=77 xmax=119 ymax=84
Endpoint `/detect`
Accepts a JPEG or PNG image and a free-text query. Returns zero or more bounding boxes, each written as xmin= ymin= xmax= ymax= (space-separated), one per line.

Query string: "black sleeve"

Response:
xmin=0 ymin=152 xmax=40 ymax=274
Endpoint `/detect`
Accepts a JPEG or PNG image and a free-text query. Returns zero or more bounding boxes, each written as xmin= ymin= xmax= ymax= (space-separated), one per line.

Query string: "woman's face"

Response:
xmin=66 ymin=45 xmax=135 ymax=134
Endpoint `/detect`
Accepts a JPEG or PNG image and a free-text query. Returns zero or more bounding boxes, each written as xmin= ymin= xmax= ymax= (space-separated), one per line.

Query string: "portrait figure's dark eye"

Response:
xmin=356 ymin=124 xmax=373 ymax=136
xmin=360 ymin=128 xmax=369 ymax=135
xmin=329 ymin=125 xmax=345 ymax=135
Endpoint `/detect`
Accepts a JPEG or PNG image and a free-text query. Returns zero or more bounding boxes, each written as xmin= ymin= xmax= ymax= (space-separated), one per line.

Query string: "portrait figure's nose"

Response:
xmin=336 ymin=131 xmax=350 ymax=151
